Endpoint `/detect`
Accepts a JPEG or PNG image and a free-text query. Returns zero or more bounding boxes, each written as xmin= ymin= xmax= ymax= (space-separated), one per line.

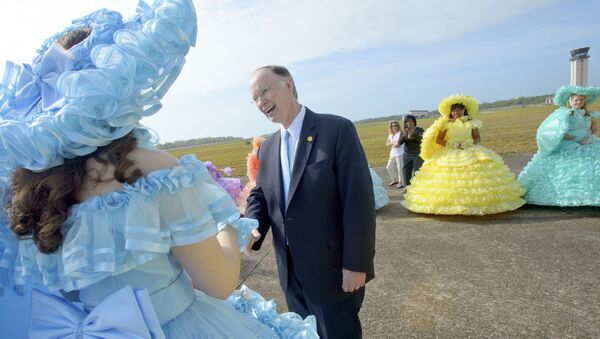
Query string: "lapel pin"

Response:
xmin=307 ymin=136 xmax=313 ymax=143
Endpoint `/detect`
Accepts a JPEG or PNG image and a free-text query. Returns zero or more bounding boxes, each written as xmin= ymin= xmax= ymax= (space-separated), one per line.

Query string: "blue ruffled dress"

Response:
xmin=2 ymin=155 xmax=317 ymax=338
xmin=369 ymin=168 xmax=389 ymax=210
xmin=518 ymin=108 xmax=600 ymax=206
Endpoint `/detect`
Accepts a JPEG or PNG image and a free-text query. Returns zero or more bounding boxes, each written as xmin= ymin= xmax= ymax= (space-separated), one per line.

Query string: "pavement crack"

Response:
xmin=237 ymin=249 xmax=271 ymax=288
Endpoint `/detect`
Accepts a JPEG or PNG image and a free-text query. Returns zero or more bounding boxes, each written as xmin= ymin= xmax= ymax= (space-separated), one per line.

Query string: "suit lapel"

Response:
xmin=287 ymin=108 xmax=317 ymax=207
xmin=270 ymin=132 xmax=285 ymax=217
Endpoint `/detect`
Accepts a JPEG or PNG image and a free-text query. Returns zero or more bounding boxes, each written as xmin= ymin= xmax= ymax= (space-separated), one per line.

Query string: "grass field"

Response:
xmin=167 ymin=103 xmax=600 ymax=177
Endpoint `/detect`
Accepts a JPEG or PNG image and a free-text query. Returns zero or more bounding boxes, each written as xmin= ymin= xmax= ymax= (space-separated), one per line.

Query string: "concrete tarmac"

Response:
xmin=239 ymin=154 xmax=600 ymax=338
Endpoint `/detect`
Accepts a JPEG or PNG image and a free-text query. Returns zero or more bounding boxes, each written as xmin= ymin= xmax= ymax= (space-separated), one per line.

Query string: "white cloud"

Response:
xmin=0 ymin=0 xmax=560 ymax=142
xmin=0 ymin=0 xmax=555 ymax=96
xmin=183 ymin=0 xmax=556 ymax=94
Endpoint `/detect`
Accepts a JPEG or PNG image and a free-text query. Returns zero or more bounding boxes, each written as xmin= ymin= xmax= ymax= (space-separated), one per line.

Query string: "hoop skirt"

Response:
xmin=518 ymin=108 xmax=600 ymax=206
xmin=402 ymin=118 xmax=525 ymax=215
xmin=1 ymin=155 xmax=318 ymax=338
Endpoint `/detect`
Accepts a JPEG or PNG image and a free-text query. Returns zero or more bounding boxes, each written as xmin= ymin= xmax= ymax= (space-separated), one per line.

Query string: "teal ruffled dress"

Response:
xmin=518 ymin=108 xmax=600 ymax=206
xmin=3 ymin=155 xmax=317 ymax=338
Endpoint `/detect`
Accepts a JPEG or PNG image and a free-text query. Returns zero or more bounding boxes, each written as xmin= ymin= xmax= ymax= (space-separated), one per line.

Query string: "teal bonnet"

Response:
xmin=553 ymin=85 xmax=600 ymax=107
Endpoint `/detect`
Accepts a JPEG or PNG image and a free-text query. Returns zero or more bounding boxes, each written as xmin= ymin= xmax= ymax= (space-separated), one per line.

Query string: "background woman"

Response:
xmin=399 ymin=115 xmax=424 ymax=187
xmin=518 ymin=85 xmax=600 ymax=206
xmin=385 ymin=120 xmax=404 ymax=188
xmin=402 ymin=94 xmax=525 ymax=215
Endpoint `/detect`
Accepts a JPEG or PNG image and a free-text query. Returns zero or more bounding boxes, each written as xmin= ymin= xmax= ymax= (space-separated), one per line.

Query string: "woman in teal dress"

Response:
xmin=518 ymin=85 xmax=600 ymax=206
xmin=0 ymin=1 xmax=317 ymax=338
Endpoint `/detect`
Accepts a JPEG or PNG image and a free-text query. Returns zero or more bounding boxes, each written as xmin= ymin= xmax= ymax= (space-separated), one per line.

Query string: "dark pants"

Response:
xmin=402 ymin=152 xmax=423 ymax=186
xmin=284 ymin=247 xmax=365 ymax=339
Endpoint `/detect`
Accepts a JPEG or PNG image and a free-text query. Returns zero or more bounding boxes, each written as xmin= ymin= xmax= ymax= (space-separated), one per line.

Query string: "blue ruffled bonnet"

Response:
xmin=0 ymin=0 xmax=197 ymax=172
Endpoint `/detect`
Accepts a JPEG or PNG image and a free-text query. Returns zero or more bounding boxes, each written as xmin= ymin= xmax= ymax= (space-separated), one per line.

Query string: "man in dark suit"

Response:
xmin=245 ymin=65 xmax=376 ymax=339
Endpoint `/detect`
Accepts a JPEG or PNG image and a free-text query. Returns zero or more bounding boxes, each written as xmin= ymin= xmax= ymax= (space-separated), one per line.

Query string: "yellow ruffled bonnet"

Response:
xmin=438 ymin=94 xmax=479 ymax=119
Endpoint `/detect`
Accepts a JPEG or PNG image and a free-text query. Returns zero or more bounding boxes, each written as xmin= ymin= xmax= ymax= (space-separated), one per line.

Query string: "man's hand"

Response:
xmin=342 ymin=268 xmax=366 ymax=292
xmin=244 ymin=229 xmax=261 ymax=255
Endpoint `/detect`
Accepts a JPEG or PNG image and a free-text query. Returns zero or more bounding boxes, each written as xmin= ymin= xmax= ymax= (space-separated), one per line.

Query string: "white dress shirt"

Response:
xmin=280 ymin=105 xmax=306 ymax=171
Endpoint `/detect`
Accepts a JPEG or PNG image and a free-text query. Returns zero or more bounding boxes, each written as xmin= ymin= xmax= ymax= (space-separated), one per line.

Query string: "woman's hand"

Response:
xmin=436 ymin=130 xmax=447 ymax=146
xmin=244 ymin=229 xmax=261 ymax=255
xmin=578 ymin=136 xmax=592 ymax=145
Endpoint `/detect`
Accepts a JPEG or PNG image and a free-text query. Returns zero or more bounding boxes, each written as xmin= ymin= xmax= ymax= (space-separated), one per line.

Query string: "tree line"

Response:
xmin=354 ymin=93 xmax=553 ymax=124
xmin=157 ymin=136 xmax=244 ymax=150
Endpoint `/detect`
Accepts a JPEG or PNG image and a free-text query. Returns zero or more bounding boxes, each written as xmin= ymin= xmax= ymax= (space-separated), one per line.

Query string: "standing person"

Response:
xmin=385 ymin=120 xmax=404 ymax=188
xmin=245 ymin=65 xmax=376 ymax=339
xmin=402 ymin=94 xmax=525 ymax=215
xmin=399 ymin=115 xmax=424 ymax=187
xmin=0 ymin=2 xmax=318 ymax=338
xmin=518 ymin=85 xmax=600 ymax=206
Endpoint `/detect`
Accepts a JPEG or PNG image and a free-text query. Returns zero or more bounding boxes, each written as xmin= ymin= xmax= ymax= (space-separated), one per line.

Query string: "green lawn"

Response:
xmin=168 ymin=103 xmax=600 ymax=177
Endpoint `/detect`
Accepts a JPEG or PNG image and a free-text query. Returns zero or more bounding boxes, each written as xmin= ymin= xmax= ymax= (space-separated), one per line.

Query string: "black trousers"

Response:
xmin=402 ymin=152 xmax=423 ymax=186
xmin=284 ymin=247 xmax=365 ymax=339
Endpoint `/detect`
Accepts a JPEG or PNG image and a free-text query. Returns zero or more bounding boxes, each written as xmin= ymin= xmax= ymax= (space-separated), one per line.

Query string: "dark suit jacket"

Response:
xmin=245 ymin=108 xmax=376 ymax=305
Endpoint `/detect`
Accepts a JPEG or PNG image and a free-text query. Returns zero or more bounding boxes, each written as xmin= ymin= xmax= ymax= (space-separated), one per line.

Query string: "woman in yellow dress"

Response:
xmin=402 ymin=94 xmax=525 ymax=215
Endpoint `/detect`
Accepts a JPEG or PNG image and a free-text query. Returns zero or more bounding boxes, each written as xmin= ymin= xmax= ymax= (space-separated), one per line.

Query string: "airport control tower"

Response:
xmin=570 ymin=47 xmax=590 ymax=86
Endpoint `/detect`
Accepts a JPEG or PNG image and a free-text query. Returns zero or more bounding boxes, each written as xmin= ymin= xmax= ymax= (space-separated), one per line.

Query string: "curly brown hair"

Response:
xmin=56 ymin=27 xmax=92 ymax=50
xmin=8 ymin=133 xmax=143 ymax=254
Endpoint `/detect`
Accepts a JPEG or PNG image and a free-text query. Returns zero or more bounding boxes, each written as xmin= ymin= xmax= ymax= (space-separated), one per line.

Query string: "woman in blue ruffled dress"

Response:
xmin=0 ymin=1 xmax=318 ymax=338
xmin=518 ymin=85 xmax=600 ymax=206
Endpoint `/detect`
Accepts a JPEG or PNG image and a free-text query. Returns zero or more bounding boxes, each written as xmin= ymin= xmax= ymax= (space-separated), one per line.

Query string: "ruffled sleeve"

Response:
xmin=420 ymin=117 xmax=447 ymax=161
xmin=590 ymin=111 xmax=600 ymax=119
xmin=369 ymin=168 xmax=389 ymax=210
xmin=0 ymin=173 xmax=25 ymax=294
xmin=536 ymin=107 xmax=570 ymax=155
xmin=0 ymin=222 xmax=22 ymax=294
xmin=16 ymin=155 xmax=245 ymax=292
xmin=470 ymin=119 xmax=483 ymax=129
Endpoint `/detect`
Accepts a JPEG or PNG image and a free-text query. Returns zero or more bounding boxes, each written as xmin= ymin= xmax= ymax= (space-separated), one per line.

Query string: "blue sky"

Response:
xmin=1 ymin=0 xmax=599 ymax=142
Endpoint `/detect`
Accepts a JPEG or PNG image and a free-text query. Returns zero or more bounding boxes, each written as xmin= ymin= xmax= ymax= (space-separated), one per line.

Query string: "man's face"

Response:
xmin=249 ymin=69 xmax=294 ymax=125
xmin=405 ymin=119 xmax=415 ymax=128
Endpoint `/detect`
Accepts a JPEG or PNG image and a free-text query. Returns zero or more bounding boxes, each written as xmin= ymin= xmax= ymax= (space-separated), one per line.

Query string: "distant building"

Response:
xmin=545 ymin=96 xmax=553 ymax=105
xmin=570 ymin=47 xmax=590 ymax=86
xmin=407 ymin=110 xmax=430 ymax=118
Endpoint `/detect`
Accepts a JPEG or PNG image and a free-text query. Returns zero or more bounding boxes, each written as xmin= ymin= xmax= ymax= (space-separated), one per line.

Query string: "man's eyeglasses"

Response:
xmin=251 ymin=87 xmax=271 ymax=104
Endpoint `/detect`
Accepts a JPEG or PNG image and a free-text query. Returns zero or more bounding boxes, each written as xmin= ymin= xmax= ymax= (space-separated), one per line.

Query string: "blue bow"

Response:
xmin=29 ymin=286 xmax=166 ymax=339
xmin=13 ymin=43 xmax=75 ymax=115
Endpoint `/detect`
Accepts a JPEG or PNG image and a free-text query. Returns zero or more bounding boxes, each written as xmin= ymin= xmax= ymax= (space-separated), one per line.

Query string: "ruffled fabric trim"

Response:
xmin=369 ymin=168 xmax=389 ymax=210
xmin=0 ymin=0 xmax=197 ymax=171
xmin=535 ymin=107 xmax=571 ymax=155
xmin=420 ymin=117 xmax=447 ymax=161
xmin=228 ymin=285 xmax=319 ymax=338
xmin=428 ymin=145 xmax=503 ymax=167
xmin=403 ymin=151 xmax=525 ymax=215
xmin=205 ymin=161 xmax=243 ymax=202
xmin=15 ymin=155 xmax=244 ymax=291
xmin=437 ymin=94 xmax=479 ymax=118
xmin=553 ymin=85 xmax=600 ymax=106
xmin=0 ymin=224 xmax=22 ymax=294
xmin=0 ymin=173 xmax=26 ymax=294
xmin=420 ymin=117 xmax=484 ymax=162
xmin=518 ymin=140 xmax=600 ymax=206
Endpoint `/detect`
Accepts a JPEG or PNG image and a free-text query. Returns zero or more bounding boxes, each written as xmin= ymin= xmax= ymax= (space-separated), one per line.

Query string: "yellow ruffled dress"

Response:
xmin=402 ymin=118 xmax=525 ymax=215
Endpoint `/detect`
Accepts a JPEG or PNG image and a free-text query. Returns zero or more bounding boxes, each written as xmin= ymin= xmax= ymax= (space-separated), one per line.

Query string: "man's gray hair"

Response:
xmin=256 ymin=65 xmax=298 ymax=99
